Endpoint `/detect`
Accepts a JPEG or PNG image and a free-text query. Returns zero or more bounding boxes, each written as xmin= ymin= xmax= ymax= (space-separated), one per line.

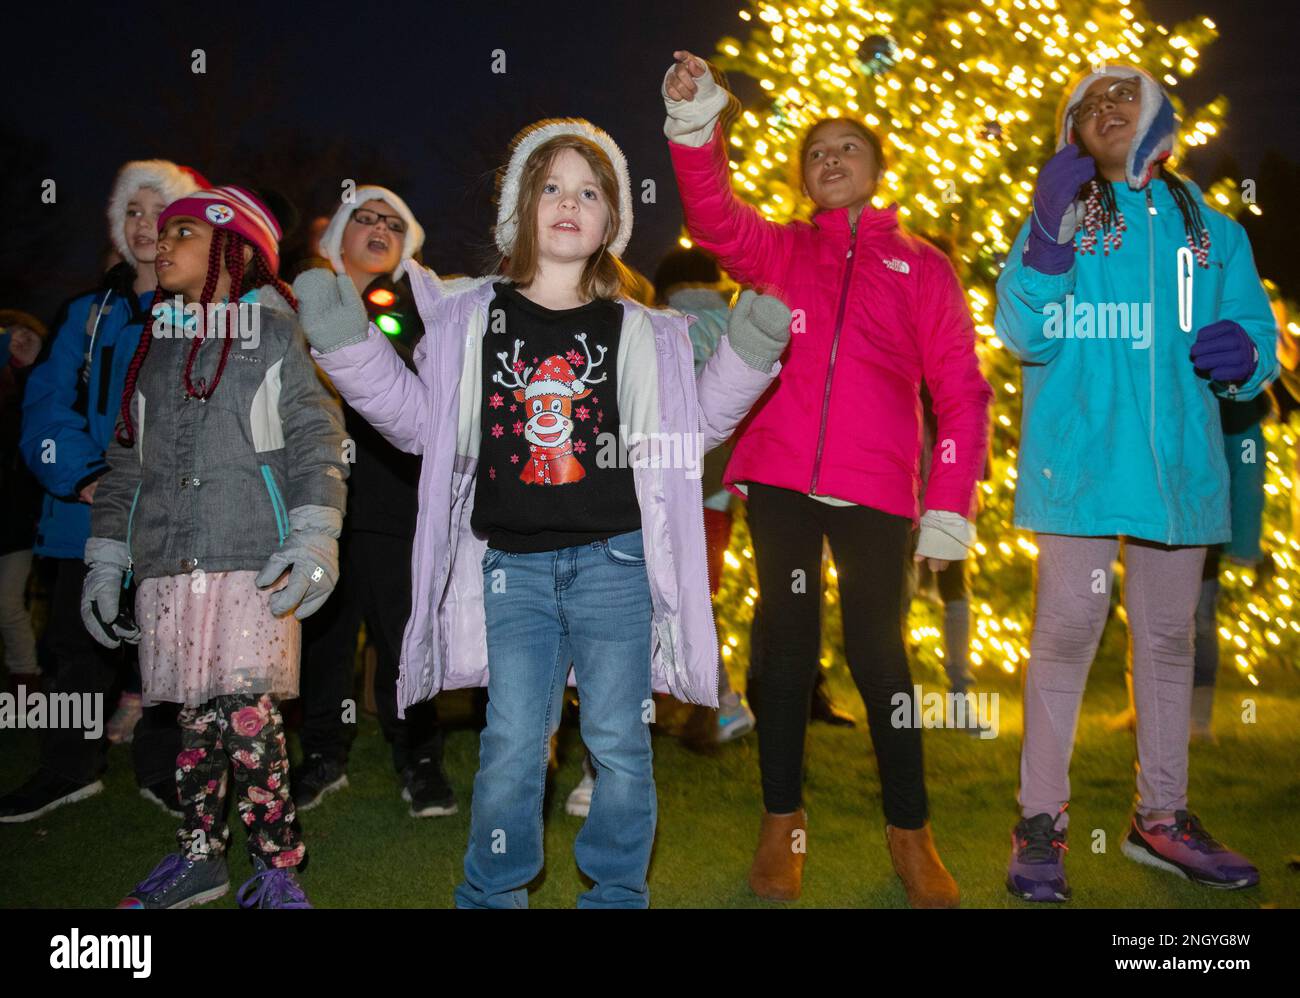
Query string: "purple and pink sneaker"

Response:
xmin=1006 ymin=810 xmax=1070 ymax=902
xmin=1121 ymin=810 xmax=1259 ymax=889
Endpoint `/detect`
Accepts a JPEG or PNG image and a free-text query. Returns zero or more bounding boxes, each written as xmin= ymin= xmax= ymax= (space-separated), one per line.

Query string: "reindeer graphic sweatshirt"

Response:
xmin=471 ymin=282 xmax=641 ymax=552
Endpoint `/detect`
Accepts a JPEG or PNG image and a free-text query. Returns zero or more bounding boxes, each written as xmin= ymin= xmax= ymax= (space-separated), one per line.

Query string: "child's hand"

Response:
xmin=726 ymin=289 xmax=791 ymax=373
xmin=255 ymin=505 xmax=342 ymax=620
xmin=664 ymin=50 xmax=710 ymax=101
xmin=81 ymin=538 xmax=141 ymax=649
xmin=663 ymin=50 xmax=739 ymax=147
xmin=1032 ymin=143 xmax=1096 ymax=244
xmin=1190 ymin=319 xmax=1258 ymax=384
xmin=292 ymin=269 xmax=369 ymax=354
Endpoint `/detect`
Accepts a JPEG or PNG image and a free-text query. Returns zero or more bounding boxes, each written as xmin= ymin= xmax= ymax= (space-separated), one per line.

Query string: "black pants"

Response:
xmin=39 ymin=558 xmax=180 ymax=786
xmin=745 ymin=484 xmax=927 ymax=828
xmin=299 ymin=531 xmax=440 ymax=773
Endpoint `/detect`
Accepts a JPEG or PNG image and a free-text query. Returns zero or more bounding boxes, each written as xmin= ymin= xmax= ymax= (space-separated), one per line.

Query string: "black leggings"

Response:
xmin=745 ymin=484 xmax=927 ymax=828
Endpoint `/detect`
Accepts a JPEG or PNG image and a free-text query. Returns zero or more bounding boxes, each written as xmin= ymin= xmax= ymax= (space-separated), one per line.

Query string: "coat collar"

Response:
xmin=811 ymin=201 xmax=901 ymax=236
xmin=1107 ymin=174 xmax=1207 ymax=210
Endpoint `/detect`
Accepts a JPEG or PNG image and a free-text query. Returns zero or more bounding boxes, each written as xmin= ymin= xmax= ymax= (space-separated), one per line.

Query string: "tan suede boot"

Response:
xmin=749 ymin=809 xmax=806 ymax=901
xmin=885 ymin=822 xmax=960 ymax=908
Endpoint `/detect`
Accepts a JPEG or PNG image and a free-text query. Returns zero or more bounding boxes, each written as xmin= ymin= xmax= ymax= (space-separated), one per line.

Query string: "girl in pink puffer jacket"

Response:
xmin=663 ymin=51 xmax=992 ymax=908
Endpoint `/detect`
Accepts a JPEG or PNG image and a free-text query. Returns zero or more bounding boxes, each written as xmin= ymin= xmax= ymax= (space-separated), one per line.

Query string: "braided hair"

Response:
xmin=1074 ymin=166 xmax=1211 ymax=267
xmin=115 ymin=230 xmax=298 ymax=447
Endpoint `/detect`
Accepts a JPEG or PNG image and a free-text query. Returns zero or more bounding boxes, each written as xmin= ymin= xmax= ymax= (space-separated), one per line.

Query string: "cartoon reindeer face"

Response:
xmin=518 ymin=383 xmax=586 ymax=448
xmin=493 ymin=333 xmax=608 ymax=452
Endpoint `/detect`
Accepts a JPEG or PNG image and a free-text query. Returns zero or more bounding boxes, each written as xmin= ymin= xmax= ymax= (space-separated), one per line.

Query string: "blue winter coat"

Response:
xmin=995 ymin=177 xmax=1279 ymax=545
xmin=20 ymin=282 xmax=149 ymax=558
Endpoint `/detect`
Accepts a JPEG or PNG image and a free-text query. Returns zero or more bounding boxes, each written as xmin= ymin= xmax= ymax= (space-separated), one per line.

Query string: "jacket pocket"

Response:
xmin=260 ymin=464 xmax=290 ymax=545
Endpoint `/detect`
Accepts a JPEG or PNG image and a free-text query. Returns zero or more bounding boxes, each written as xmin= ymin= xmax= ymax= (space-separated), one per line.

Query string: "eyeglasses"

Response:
xmin=349 ymin=208 xmax=407 ymax=234
xmin=1070 ymin=78 xmax=1140 ymax=127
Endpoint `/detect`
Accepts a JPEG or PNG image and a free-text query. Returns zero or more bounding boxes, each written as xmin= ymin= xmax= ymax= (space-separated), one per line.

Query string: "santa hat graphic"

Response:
xmin=524 ymin=355 xmax=586 ymax=401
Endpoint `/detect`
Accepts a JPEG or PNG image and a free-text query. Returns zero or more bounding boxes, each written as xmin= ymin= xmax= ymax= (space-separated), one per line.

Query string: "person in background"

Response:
xmin=914 ymin=384 xmax=982 ymax=722
xmin=1 ymin=161 xmax=204 ymax=824
xmin=0 ymin=312 xmax=47 ymax=690
xmin=652 ymin=247 xmax=758 ymax=745
xmin=1190 ymin=393 xmax=1272 ymax=742
xmin=293 ymin=186 xmax=457 ymax=818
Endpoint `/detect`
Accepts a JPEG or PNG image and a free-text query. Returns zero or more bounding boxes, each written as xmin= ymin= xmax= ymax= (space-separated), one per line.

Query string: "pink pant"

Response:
xmin=1019 ymin=534 xmax=1206 ymax=828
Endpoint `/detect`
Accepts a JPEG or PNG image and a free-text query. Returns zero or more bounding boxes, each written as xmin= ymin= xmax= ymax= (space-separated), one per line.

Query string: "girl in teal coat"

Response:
xmin=996 ymin=66 xmax=1276 ymax=902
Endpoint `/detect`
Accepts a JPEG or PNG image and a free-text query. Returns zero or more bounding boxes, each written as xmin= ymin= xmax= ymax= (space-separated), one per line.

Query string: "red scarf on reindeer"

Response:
xmin=523 ymin=438 xmax=583 ymax=485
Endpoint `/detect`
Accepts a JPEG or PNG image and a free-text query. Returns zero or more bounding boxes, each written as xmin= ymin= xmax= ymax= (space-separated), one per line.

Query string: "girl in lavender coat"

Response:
xmin=293 ymin=118 xmax=789 ymax=908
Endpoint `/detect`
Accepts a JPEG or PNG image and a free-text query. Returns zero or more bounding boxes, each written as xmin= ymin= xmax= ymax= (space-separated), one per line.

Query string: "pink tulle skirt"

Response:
xmin=135 ymin=570 xmax=301 ymax=707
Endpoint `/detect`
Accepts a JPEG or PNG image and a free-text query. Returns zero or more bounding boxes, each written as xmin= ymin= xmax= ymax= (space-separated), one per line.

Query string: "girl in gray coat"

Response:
xmin=81 ymin=186 xmax=349 ymax=909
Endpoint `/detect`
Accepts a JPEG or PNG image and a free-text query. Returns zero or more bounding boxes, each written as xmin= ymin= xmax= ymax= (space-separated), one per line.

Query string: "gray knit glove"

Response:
xmin=81 ymin=537 xmax=140 ymax=649
xmin=726 ymin=289 xmax=792 ymax=372
xmin=254 ymin=505 xmax=342 ymax=620
xmin=292 ymin=269 xmax=369 ymax=354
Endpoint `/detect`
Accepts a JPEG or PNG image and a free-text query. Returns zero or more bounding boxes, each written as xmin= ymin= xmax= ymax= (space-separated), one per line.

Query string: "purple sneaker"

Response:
xmin=1006 ymin=810 xmax=1070 ymax=902
xmin=116 ymin=853 xmax=229 ymax=909
xmin=1121 ymin=811 xmax=1259 ymax=890
xmin=236 ymin=856 xmax=313 ymax=909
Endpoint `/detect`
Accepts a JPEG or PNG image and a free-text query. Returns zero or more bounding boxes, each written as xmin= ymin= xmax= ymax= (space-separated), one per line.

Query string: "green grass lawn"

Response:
xmin=2 ymin=638 xmax=1297 ymax=908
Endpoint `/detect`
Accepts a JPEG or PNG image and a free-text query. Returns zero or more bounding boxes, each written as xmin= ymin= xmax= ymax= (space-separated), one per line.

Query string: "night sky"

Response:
xmin=4 ymin=0 xmax=1298 ymax=319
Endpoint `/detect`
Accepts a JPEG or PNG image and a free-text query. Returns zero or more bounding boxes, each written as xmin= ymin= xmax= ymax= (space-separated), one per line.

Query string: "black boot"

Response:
xmin=810 ymin=671 xmax=856 ymax=727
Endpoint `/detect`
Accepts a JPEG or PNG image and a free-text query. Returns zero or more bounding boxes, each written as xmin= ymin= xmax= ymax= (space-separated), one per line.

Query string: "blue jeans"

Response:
xmin=453 ymin=529 xmax=656 ymax=908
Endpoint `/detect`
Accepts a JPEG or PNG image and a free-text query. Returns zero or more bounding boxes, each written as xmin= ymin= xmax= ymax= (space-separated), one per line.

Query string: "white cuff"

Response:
xmin=662 ymin=65 xmax=733 ymax=148
xmin=915 ymin=510 xmax=976 ymax=562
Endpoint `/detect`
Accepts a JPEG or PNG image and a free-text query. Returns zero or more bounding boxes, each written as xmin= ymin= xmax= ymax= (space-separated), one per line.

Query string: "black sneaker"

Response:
xmin=139 ymin=779 xmax=185 ymax=818
xmin=0 ymin=771 xmax=104 ymax=823
xmin=291 ymin=754 xmax=348 ymax=812
xmin=401 ymin=756 xmax=458 ymax=818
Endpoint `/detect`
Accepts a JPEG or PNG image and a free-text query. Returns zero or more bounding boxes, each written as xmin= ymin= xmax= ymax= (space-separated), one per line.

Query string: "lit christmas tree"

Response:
xmin=700 ymin=0 xmax=1297 ymax=689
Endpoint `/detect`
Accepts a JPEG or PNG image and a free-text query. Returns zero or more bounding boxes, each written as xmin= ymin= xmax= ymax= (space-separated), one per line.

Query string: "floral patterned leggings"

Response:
xmin=175 ymin=693 xmax=305 ymax=868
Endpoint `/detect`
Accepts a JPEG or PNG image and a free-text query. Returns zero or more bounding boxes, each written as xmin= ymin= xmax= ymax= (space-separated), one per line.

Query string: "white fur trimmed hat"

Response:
xmin=494 ymin=118 xmax=634 ymax=258
xmin=107 ymin=160 xmax=209 ymax=267
xmin=1056 ymin=64 xmax=1178 ymax=190
xmin=320 ymin=185 xmax=425 ymax=281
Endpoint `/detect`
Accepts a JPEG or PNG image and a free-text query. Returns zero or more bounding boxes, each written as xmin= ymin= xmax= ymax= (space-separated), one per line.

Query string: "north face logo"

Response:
xmin=882 ymin=257 xmax=910 ymax=274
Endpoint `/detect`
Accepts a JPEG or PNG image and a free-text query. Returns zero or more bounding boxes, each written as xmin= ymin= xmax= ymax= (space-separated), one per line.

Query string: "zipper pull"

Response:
xmin=1145 ymin=187 xmax=1157 ymax=215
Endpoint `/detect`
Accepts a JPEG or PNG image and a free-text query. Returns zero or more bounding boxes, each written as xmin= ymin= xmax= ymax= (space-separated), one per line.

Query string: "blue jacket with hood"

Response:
xmin=20 ymin=270 xmax=149 ymax=559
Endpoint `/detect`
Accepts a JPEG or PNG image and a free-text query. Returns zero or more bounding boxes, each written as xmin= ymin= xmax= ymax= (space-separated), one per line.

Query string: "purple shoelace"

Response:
xmin=134 ymin=853 xmax=191 ymax=895
xmin=237 ymin=866 xmax=310 ymax=909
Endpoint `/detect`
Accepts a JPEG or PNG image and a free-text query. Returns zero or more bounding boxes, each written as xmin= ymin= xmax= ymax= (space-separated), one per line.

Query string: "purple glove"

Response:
xmin=1023 ymin=144 xmax=1096 ymax=275
xmin=1190 ymin=320 xmax=1258 ymax=384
